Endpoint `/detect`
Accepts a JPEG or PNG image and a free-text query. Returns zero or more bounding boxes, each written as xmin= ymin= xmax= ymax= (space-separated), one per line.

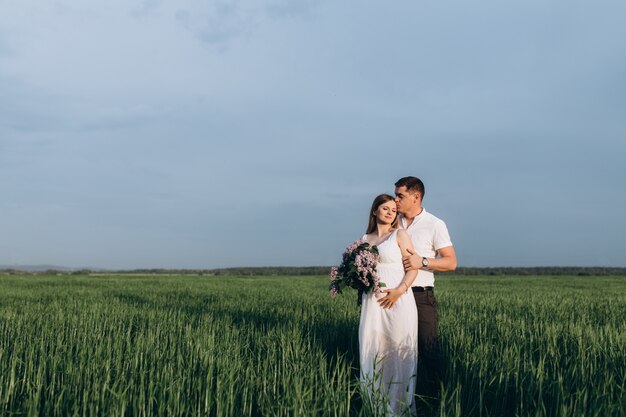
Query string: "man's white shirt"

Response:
xmin=399 ymin=209 xmax=453 ymax=287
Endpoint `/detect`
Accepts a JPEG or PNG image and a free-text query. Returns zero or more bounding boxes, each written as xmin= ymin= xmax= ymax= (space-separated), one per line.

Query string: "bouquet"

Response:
xmin=329 ymin=239 xmax=386 ymax=305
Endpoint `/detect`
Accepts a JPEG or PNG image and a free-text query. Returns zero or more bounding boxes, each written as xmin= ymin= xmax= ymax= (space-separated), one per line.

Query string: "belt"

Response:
xmin=412 ymin=286 xmax=434 ymax=293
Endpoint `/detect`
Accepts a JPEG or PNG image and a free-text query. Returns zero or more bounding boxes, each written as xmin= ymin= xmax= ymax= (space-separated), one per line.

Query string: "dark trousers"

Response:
xmin=413 ymin=289 xmax=442 ymax=413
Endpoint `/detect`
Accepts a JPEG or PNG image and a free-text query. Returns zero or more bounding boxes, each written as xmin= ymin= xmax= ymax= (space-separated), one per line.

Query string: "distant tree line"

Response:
xmin=201 ymin=266 xmax=626 ymax=276
xmin=452 ymin=266 xmax=626 ymax=276
xmin=1 ymin=266 xmax=626 ymax=276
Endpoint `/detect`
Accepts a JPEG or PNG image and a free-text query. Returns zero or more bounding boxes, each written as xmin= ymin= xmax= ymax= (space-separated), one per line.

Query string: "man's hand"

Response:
xmin=377 ymin=287 xmax=403 ymax=309
xmin=402 ymin=248 xmax=422 ymax=271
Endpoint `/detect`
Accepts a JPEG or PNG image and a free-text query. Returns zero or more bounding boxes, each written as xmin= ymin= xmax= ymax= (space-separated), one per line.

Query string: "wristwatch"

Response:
xmin=421 ymin=257 xmax=429 ymax=267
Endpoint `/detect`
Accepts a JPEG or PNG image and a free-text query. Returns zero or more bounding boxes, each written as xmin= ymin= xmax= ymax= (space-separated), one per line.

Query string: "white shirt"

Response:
xmin=399 ymin=208 xmax=453 ymax=287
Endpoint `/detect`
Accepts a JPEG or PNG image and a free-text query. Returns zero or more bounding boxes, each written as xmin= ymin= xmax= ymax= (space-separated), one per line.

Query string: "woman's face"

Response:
xmin=374 ymin=200 xmax=397 ymax=225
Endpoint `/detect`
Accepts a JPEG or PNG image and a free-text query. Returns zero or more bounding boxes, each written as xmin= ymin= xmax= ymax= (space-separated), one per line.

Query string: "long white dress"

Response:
xmin=359 ymin=230 xmax=418 ymax=416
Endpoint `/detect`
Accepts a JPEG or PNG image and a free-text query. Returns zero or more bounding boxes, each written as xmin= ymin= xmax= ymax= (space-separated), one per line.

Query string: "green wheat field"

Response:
xmin=1 ymin=274 xmax=624 ymax=417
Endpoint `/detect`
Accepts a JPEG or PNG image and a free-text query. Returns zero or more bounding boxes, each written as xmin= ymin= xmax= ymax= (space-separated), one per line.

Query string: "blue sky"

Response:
xmin=1 ymin=0 xmax=625 ymax=269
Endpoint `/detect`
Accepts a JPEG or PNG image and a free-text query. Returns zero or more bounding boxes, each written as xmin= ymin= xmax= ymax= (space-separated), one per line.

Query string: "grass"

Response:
xmin=0 ymin=274 xmax=624 ymax=416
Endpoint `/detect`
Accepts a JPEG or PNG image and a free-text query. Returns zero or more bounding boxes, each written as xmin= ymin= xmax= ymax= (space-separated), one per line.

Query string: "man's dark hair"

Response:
xmin=395 ymin=176 xmax=425 ymax=198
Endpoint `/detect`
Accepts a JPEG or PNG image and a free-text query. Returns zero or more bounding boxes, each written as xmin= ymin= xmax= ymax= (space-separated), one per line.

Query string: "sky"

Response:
xmin=1 ymin=0 xmax=625 ymax=269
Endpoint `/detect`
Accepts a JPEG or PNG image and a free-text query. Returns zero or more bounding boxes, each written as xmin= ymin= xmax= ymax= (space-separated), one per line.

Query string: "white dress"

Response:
xmin=359 ymin=230 xmax=418 ymax=417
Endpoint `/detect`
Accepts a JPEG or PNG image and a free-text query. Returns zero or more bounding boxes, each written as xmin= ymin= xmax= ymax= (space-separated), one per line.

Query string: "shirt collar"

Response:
xmin=400 ymin=208 xmax=426 ymax=229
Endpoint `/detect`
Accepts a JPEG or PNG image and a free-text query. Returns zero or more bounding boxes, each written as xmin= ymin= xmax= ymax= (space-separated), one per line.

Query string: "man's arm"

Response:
xmin=402 ymin=245 xmax=457 ymax=272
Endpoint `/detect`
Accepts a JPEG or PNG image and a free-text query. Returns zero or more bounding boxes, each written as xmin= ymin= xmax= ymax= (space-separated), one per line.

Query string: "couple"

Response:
xmin=358 ymin=176 xmax=457 ymax=416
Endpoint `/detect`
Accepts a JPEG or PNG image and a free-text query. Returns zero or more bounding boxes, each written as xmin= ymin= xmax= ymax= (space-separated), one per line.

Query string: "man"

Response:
xmin=378 ymin=176 xmax=456 ymax=411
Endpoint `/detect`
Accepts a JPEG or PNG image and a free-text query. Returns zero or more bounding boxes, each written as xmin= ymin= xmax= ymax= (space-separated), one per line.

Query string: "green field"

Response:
xmin=0 ymin=274 xmax=624 ymax=417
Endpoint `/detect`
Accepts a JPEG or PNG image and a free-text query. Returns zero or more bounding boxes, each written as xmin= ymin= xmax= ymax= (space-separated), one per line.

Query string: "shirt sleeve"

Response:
xmin=433 ymin=219 xmax=453 ymax=250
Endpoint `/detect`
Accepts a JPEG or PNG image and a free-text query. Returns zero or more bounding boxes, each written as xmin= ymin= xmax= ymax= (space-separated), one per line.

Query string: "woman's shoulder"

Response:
xmin=395 ymin=228 xmax=408 ymax=236
xmin=395 ymin=228 xmax=410 ymax=242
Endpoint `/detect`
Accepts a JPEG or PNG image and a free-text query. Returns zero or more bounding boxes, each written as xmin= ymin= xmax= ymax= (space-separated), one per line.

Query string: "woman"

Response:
xmin=359 ymin=194 xmax=419 ymax=417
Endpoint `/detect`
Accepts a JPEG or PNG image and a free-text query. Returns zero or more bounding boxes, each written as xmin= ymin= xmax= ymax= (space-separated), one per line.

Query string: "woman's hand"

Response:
xmin=377 ymin=287 xmax=404 ymax=309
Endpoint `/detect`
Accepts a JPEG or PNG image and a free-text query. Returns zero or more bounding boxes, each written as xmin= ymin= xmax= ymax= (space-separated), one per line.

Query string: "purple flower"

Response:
xmin=328 ymin=238 xmax=385 ymax=300
xmin=329 ymin=267 xmax=338 ymax=281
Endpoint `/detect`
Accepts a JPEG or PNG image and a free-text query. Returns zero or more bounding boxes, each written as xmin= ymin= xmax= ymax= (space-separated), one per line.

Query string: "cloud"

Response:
xmin=265 ymin=0 xmax=321 ymax=19
xmin=171 ymin=1 xmax=257 ymax=51
xmin=0 ymin=76 xmax=64 ymax=132
xmin=131 ymin=0 xmax=163 ymax=19
xmin=0 ymin=36 xmax=16 ymax=57
xmin=170 ymin=0 xmax=322 ymax=51
xmin=76 ymin=104 xmax=169 ymax=132
xmin=0 ymin=75 xmax=168 ymax=133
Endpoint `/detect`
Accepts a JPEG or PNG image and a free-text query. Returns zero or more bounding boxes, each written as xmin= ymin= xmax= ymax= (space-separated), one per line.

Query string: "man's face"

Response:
xmin=394 ymin=186 xmax=420 ymax=214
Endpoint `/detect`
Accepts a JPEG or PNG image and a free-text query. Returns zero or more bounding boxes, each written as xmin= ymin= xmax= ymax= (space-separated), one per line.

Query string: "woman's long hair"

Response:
xmin=365 ymin=194 xmax=399 ymax=234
